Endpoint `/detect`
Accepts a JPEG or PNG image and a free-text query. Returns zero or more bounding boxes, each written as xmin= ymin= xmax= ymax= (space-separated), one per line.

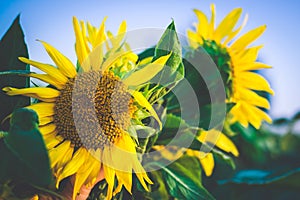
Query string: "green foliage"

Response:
xmin=148 ymin=156 xmax=215 ymax=200
xmin=0 ymin=108 xmax=52 ymax=198
xmin=138 ymin=21 xmax=184 ymax=104
xmin=0 ymin=15 xmax=30 ymax=131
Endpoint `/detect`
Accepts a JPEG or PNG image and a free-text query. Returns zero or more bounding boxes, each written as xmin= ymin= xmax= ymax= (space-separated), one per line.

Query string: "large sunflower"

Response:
xmin=187 ymin=4 xmax=274 ymax=129
xmin=3 ymin=17 xmax=171 ymax=199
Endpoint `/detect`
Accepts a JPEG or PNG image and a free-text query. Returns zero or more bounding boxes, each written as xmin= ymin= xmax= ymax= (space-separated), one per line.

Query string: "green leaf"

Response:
xmin=0 ymin=15 xmax=30 ymax=130
xmin=152 ymin=20 xmax=184 ymax=87
xmin=3 ymin=108 xmax=52 ymax=187
xmin=149 ymin=156 xmax=215 ymax=200
xmin=138 ymin=47 xmax=155 ymax=62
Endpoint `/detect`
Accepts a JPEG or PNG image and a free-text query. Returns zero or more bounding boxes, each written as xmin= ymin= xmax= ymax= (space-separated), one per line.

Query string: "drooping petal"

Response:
xmin=198 ymin=130 xmax=239 ymax=156
xmin=187 ymin=150 xmax=214 ymax=176
xmin=2 ymin=87 xmax=60 ymax=102
xmin=130 ymin=90 xmax=162 ymax=130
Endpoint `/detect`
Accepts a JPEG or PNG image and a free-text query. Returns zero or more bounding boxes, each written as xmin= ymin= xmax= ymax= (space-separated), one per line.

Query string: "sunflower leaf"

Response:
xmin=140 ymin=21 xmax=183 ymax=102
xmin=152 ymin=20 xmax=184 ymax=85
xmin=0 ymin=15 xmax=30 ymax=130
xmin=149 ymin=156 xmax=215 ymax=200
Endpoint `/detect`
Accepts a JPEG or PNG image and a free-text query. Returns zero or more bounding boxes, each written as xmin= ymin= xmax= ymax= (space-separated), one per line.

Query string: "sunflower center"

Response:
xmin=53 ymin=71 xmax=134 ymax=149
xmin=201 ymin=40 xmax=233 ymax=98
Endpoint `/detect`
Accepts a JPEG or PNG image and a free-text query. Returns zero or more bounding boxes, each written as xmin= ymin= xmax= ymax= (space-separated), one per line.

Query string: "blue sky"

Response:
xmin=0 ymin=0 xmax=299 ymax=119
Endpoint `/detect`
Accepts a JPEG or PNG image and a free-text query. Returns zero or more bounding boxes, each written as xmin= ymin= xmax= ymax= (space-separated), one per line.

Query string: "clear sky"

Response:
xmin=0 ymin=0 xmax=299 ymax=119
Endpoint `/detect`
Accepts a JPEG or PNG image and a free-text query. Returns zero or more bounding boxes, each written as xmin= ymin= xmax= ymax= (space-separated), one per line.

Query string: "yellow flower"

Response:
xmin=186 ymin=129 xmax=238 ymax=176
xmin=154 ymin=129 xmax=238 ymax=177
xmin=187 ymin=4 xmax=274 ymax=129
xmin=3 ymin=17 xmax=171 ymax=200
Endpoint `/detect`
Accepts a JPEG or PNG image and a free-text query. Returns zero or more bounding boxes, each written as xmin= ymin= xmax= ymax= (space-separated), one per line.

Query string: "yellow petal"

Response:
xmin=26 ymin=102 xmax=55 ymax=118
xmin=199 ymin=152 xmax=214 ymax=176
xmin=84 ymin=149 xmax=102 ymax=186
xmin=73 ymin=17 xmax=89 ymax=67
xmin=118 ymin=21 xmax=127 ymax=35
xmin=39 ymin=116 xmax=54 ymax=126
xmin=123 ymin=53 xmax=171 ymax=87
xmin=229 ymin=104 xmax=249 ymax=127
xmin=48 ymin=141 xmax=71 ymax=170
xmin=101 ymin=51 xmax=127 ymax=72
xmin=39 ymin=123 xmax=56 ymax=135
xmin=232 ymin=46 xmax=263 ymax=65
xmin=187 ymin=30 xmax=201 ymax=48
xmin=208 ymin=4 xmax=216 ymax=38
xmin=2 ymin=87 xmax=60 ymax=102
xmin=43 ymin=134 xmax=63 ymax=150
xmin=251 ymin=105 xmax=272 ymax=124
xmin=39 ymin=41 xmax=77 ymax=78
xmin=81 ymin=45 xmax=104 ymax=71
xmin=55 ymin=145 xmax=74 ymax=173
xmin=234 ymin=86 xmax=270 ymax=109
xmin=19 ymin=57 xmax=68 ymax=85
xmin=231 ymin=25 xmax=266 ymax=51
xmin=25 ymin=73 xmax=64 ymax=89
xmin=198 ymin=130 xmax=239 ymax=156
xmin=103 ymin=147 xmax=116 ymax=200
xmin=213 ymin=8 xmax=242 ymax=43
xmin=130 ymin=90 xmax=162 ymax=130
xmin=240 ymin=104 xmax=262 ymax=129
xmin=188 ymin=150 xmax=214 ymax=177
xmin=193 ymin=9 xmax=209 ymax=38
xmin=235 ymin=71 xmax=274 ymax=94
xmin=94 ymin=17 xmax=107 ymax=48
xmin=73 ymin=154 xmax=99 ymax=199
xmin=223 ymin=14 xmax=248 ymax=46
xmin=114 ymin=170 xmax=132 ymax=195
xmin=235 ymin=62 xmax=271 ymax=72
xmin=56 ymin=148 xmax=88 ymax=187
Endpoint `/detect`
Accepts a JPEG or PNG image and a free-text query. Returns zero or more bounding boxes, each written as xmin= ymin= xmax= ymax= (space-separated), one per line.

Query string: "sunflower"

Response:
xmin=187 ymin=4 xmax=274 ymax=129
xmin=3 ymin=17 xmax=171 ymax=199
